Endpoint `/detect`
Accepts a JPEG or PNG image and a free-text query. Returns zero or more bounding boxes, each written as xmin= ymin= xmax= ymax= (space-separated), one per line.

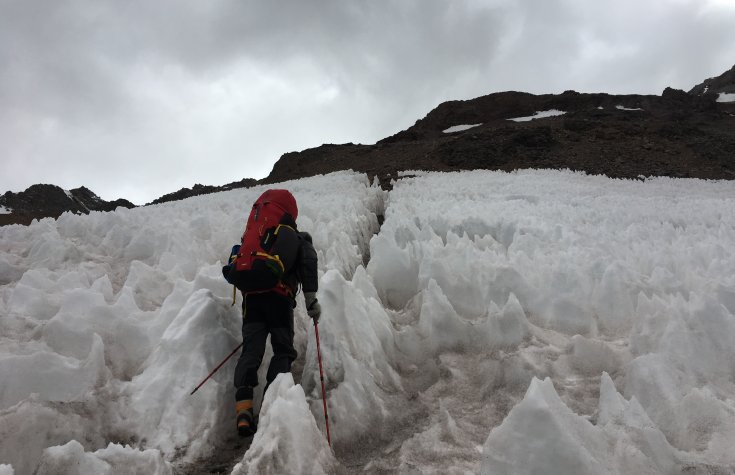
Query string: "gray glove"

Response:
xmin=304 ymin=292 xmax=321 ymax=323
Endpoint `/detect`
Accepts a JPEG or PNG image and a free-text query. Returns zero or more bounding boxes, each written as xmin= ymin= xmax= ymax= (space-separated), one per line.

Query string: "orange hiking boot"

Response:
xmin=235 ymin=386 xmax=256 ymax=437
xmin=236 ymin=400 xmax=255 ymax=436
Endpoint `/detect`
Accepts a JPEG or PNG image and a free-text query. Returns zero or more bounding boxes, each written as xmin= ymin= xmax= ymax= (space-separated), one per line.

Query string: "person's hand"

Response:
xmin=222 ymin=245 xmax=240 ymax=284
xmin=304 ymin=292 xmax=321 ymax=323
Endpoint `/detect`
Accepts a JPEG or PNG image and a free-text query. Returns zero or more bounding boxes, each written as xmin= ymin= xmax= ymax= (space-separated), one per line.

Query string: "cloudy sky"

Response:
xmin=2 ymin=0 xmax=734 ymax=204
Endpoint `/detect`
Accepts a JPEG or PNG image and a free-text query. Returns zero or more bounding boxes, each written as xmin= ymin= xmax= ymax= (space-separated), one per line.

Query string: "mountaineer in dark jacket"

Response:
xmin=222 ymin=189 xmax=320 ymax=437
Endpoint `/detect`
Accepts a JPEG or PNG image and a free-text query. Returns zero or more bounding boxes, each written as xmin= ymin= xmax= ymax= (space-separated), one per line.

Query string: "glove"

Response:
xmin=304 ymin=291 xmax=321 ymax=323
xmin=222 ymin=244 xmax=241 ymax=284
xmin=228 ymin=245 xmax=241 ymax=265
xmin=222 ymin=265 xmax=233 ymax=283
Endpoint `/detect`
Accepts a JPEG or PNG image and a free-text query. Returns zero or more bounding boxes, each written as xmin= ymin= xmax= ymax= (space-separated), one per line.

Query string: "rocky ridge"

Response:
xmin=2 ymin=65 xmax=734 ymax=226
xmin=265 ymin=66 xmax=735 ymax=186
xmin=0 ymin=185 xmax=135 ymax=226
xmin=0 ymin=179 xmax=258 ymax=226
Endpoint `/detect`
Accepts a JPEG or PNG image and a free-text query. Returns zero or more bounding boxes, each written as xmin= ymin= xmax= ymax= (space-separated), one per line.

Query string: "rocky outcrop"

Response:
xmin=689 ymin=64 xmax=735 ymax=95
xmin=0 ymin=176 xmax=259 ymax=226
xmin=0 ymin=177 xmax=259 ymax=226
xmin=266 ymin=68 xmax=735 ymax=187
xmin=0 ymin=185 xmax=135 ymax=226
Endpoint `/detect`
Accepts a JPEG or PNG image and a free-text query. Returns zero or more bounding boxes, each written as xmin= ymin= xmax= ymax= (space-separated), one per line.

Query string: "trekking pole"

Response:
xmin=190 ymin=342 xmax=243 ymax=395
xmin=314 ymin=322 xmax=332 ymax=446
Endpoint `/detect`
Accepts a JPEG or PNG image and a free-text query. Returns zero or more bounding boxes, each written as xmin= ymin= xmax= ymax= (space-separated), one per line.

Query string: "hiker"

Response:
xmin=222 ymin=189 xmax=320 ymax=437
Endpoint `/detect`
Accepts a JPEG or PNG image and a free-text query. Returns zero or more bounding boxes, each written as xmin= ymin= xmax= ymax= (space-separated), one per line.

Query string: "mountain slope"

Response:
xmin=0 ymin=185 xmax=135 ymax=226
xmin=266 ymin=83 xmax=735 ymax=186
xmin=3 ymin=65 xmax=735 ymax=227
xmin=689 ymin=63 xmax=735 ymax=95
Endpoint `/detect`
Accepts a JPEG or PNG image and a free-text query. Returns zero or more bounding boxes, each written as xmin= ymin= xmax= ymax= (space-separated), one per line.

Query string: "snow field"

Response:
xmin=0 ymin=171 xmax=384 ymax=473
xmin=355 ymin=170 xmax=735 ymax=472
xmin=2 ymin=168 xmax=735 ymax=473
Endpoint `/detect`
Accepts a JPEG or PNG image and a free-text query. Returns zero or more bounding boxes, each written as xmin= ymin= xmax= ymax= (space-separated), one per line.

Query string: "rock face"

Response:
xmin=0 ymin=179 xmax=258 ymax=226
xmin=689 ymin=64 xmax=735 ymax=95
xmin=266 ymin=76 xmax=735 ymax=186
xmin=0 ymin=185 xmax=136 ymax=226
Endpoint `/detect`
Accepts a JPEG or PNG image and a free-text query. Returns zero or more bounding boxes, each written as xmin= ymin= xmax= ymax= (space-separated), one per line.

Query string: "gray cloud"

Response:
xmin=1 ymin=0 xmax=734 ymax=204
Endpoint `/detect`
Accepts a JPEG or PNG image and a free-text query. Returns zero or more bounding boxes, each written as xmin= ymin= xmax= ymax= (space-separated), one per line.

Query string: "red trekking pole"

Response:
xmin=190 ymin=342 xmax=243 ymax=395
xmin=314 ymin=322 xmax=332 ymax=446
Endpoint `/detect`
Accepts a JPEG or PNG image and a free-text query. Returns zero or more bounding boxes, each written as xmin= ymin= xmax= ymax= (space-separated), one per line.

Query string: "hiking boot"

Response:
xmin=235 ymin=386 xmax=255 ymax=437
xmin=236 ymin=400 xmax=255 ymax=437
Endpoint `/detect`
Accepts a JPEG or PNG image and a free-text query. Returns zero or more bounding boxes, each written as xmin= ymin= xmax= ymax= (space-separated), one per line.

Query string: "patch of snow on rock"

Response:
xmin=616 ymin=105 xmax=644 ymax=111
xmin=508 ymin=109 xmax=566 ymax=122
xmin=442 ymin=123 xmax=482 ymax=133
xmin=716 ymin=92 xmax=735 ymax=103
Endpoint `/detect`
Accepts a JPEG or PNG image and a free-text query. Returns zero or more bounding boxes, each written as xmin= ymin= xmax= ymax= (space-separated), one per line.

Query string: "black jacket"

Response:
xmin=296 ymin=231 xmax=318 ymax=294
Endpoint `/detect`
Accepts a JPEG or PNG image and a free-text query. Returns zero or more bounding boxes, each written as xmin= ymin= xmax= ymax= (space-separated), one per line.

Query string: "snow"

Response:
xmin=0 ymin=171 xmax=384 ymax=473
xmin=0 ymin=206 xmax=10 ymax=215
xmin=2 ymin=168 xmax=735 ymax=473
xmin=616 ymin=105 xmax=644 ymax=111
xmin=481 ymin=375 xmax=678 ymax=474
xmin=442 ymin=123 xmax=482 ymax=133
xmin=508 ymin=109 xmax=566 ymax=122
xmin=717 ymin=92 xmax=735 ymax=103
xmin=35 ymin=441 xmax=171 ymax=475
xmin=364 ymin=170 xmax=735 ymax=472
xmin=231 ymin=373 xmax=343 ymax=474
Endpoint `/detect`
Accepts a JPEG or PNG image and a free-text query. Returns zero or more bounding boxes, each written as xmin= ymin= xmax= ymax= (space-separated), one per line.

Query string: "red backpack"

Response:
xmin=233 ymin=189 xmax=298 ymax=295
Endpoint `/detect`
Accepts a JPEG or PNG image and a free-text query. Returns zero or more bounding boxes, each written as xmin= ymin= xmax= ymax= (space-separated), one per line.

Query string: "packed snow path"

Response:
xmin=2 ymin=170 xmax=735 ymax=474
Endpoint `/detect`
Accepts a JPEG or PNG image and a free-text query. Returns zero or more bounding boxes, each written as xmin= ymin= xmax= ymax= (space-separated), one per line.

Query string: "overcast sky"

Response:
xmin=2 ymin=0 xmax=734 ymax=204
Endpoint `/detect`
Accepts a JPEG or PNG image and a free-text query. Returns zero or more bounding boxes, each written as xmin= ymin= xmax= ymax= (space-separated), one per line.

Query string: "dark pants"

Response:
xmin=233 ymin=293 xmax=297 ymax=399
